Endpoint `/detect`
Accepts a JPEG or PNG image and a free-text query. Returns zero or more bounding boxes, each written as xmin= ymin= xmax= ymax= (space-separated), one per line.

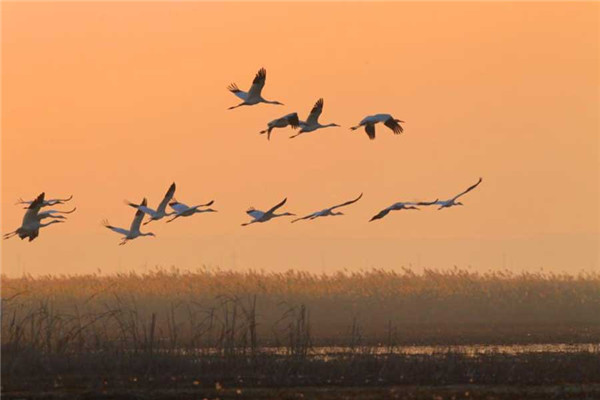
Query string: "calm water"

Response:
xmin=182 ymin=343 xmax=599 ymax=358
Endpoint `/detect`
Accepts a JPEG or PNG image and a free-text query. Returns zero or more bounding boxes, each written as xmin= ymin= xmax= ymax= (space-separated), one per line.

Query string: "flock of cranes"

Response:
xmin=231 ymin=68 xmax=403 ymax=140
xmin=4 ymin=193 xmax=76 ymax=242
xmin=5 ymin=67 xmax=483 ymax=244
xmin=6 ymin=178 xmax=482 ymax=244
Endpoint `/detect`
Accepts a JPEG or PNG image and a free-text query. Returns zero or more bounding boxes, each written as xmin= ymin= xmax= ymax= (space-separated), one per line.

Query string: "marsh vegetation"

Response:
xmin=2 ymin=268 xmax=600 ymax=398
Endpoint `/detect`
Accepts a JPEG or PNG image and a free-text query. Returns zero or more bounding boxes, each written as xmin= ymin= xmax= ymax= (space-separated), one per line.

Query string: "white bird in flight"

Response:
xmin=289 ymin=98 xmax=340 ymax=139
xmin=369 ymin=199 xmax=439 ymax=222
xmin=4 ymin=193 xmax=67 ymax=241
xmin=3 ymin=219 xmax=65 ymax=242
xmin=166 ymin=199 xmax=217 ymax=223
xmin=18 ymin=209 xmax=74 ymax=241
xmin=103 ymin=198 xmax=156 ymax=245
xmin=350 ymin=114 xmax=404 ymax=140
xmin=432 ymin=177 xmax=483 ymax=210
xmin=227 ymin=68 xmax=284 ymax=110
xmin=259 ymin=113 xmax=300 ymax=140
xmin=127 ymin=182 xmax=177 ymax=225
xmin=292 ymin=193 xmax=363 ymax=223
xmin=242 ymin=198 xmax=295 ymax=226
xmin=16 ymin=194 xmax=73 ymax=209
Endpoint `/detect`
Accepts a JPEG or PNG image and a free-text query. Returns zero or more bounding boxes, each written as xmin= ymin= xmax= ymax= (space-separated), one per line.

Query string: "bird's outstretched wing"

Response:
xmin=157 ymin=182 xmax=176 ymax=213
xmin=246 ymin=208 xmax=265 ymax=219
xmin=247 ymin=68 xmax=266 ymax=99
xmin=384 ymin=117 xmax=404 ymax=134
xmin=286 ymin=113 xmax=300 ymax=129
xmin=169 ymin=201 xmax=190 ymax=214
xmin=265 ymin=197 xmax=287 ymax=216
xmin=126 ymin=201 xmax=156 ymax=216
xmin=102 ymin=220 xmax=129 ymax=236
xmin=305 ymin=98 xmax=323 ymax=126
xmin=369 ymin=207 xmax=392 ymax=222
xmin=365 ymin=123 xmax=376 ymax=140
xmin=129 ymin=198 xmax=147 ymax=232
xmin=452 ymin=177 xmax=483 ymax=200
xmin=330 ymin=193 xmax=363 ymax=211
xmin=227 ymin=83 xmax=248 ymax=100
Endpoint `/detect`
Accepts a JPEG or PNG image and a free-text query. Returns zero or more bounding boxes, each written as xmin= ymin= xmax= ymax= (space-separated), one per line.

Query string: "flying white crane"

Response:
xmin=166 ymin=199 xmax=217 ymax=223
xmin=289 ymin=98 xmax=340 ymax=139
xmin=3 ymin=219 xmax=65 ymax=241
xmin=4 ymin=193 xmax=66 ymax=241
xmin=350 ymin=114 xmax=404 ymax=140
xmin=103 ymin=198 xmax=156 ymax=245
xmin=127 ymin=183 xmax=177 ymax=225
xmin=259 ymin=113 xmax=300 ymax=140
xmin=16 ymin=194 xmax=73 ymax=208
xmin=292 ymin=193 xmax=363 ymax=223
xmin=369 ymin=199 xmax=439 ymax=222
xmin=242 ymin=198 xmax=295 ymax=226
xmin=432 ymin=177 xmax=483 ymax=210
xmin=227 ymin=68 xmax=284 ymax=110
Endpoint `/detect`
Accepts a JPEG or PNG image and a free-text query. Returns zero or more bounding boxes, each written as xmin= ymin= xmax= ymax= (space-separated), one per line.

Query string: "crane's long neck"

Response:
xmin=41 ymin=214 xmax=66 ymax=220
xmin=40 ymin=220 xmax=63 ymax=228
xmin=262 ymin=98 xmax=283 ymax=105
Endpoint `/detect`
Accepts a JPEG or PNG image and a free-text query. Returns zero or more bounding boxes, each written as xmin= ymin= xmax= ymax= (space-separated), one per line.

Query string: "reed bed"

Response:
xmin=2 ymin=268 xmax=600 ymax=392
xmin=3 ymin=268 xmax=600 ymax=349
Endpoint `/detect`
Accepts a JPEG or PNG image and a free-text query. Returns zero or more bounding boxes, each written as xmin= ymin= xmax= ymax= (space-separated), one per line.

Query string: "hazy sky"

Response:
xmin=2 ymin=2 xmax=598 ymax=276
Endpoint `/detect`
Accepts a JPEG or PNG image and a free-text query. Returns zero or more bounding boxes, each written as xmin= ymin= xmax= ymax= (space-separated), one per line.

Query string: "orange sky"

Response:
xmin=1 ymin=2 xmax=598 ymax=276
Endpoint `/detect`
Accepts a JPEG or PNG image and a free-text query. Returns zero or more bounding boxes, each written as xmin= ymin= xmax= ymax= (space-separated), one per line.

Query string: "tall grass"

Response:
xmin=2 ymin=268 xmax=600 ymax=391
xmin=2 ymin=267 xmax=599 ymax=350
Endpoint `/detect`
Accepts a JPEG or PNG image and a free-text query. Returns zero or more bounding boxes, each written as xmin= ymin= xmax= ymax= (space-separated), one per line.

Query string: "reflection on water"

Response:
xmin=303 ymin=343 xmax=600 ymax=357
xmin=181 ymin=343 xmax=599 ymax=358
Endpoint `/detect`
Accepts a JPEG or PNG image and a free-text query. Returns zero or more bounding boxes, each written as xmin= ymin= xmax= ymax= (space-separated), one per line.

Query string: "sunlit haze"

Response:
xmin=1 ymin=2 xmax=598 ymax=276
